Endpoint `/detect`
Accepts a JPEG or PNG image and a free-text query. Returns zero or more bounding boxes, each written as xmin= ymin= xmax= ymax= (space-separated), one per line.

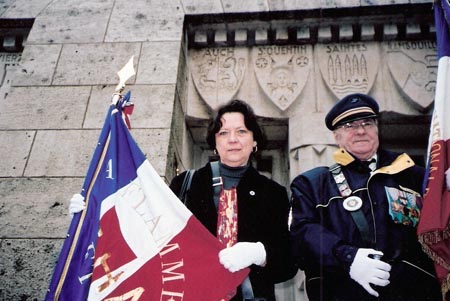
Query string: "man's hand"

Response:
xmin=219 ymin=242 xmax=266 ymax=272
xmin=349 ymin=248 xmax=391 ymax=297
xmin=69 ymin=193 xmax=86 ymax=217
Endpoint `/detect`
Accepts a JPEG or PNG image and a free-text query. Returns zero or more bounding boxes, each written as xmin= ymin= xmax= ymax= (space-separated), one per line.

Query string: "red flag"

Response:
xmin=418 ymin=1 xmax=450 ymax=299
xmin=45 ymin=92 xmax=248 ymax=300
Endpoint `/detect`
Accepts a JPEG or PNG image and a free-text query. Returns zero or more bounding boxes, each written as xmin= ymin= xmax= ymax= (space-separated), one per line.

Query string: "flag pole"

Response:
xmin=47 ymin=56 xmax=136 ymax=301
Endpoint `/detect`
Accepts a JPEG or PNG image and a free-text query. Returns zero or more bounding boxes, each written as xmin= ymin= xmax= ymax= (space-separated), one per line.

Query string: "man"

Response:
xmin=290 ymin=93 xmax=441 ymax=300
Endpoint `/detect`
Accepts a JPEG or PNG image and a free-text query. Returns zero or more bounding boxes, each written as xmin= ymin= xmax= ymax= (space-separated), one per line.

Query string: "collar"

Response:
xmin=333 ymin=148 xmax=415 ymax=174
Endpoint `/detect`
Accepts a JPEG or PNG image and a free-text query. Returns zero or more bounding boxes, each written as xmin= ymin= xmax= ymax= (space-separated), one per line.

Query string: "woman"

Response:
xmin=170 ymin=99 xmax=296 ymax=301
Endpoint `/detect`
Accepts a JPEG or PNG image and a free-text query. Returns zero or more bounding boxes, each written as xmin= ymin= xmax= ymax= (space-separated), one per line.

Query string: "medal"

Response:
xmin=343 ymin=196 xmax=363 ymax=211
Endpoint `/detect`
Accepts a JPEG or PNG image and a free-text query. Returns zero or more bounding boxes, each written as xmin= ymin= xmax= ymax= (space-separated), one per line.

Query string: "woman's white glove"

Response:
xmin=69 ymin=193 xmax=86 ymax=217
xmin=219 ymin=242 xmax=266 ymax=273
xmin=349 ymin=248 xmax=391 ymax=297
xmin=445 ymin=168 xmax=450 ymax=190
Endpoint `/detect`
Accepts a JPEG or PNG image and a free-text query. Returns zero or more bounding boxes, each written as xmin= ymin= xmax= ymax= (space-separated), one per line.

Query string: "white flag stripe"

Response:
xmin=432 ymin=56 xmax=450 ymax=142
xmin=88 ymin=160 xmax=193 ymax=300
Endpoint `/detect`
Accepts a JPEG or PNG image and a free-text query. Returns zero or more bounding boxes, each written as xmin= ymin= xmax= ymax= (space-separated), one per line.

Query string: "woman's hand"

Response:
xmin=218 ymin=242 xmax=266 ymax=272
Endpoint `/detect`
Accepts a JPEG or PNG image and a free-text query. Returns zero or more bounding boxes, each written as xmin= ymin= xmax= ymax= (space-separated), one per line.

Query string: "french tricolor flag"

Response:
xmin=45 ymin=92 xmax=248 ymax=301
xmin=418 ymin=1 xmax=450 ymax=300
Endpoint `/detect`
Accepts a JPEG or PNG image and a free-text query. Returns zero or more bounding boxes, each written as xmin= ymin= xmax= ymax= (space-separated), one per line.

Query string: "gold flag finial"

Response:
xmin=116 ymin=56 xmax=136 ymax=92
xmin=112 ymin=56 xmax=136 ymax=105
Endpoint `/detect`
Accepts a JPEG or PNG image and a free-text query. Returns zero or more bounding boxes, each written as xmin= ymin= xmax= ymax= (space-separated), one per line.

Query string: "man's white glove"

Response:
xmin=349 ymin=248 xmax=391 ymax=297
xmin=219 ymin=242 xmax=266 ymax=273
xmin=69 ymin=193 xmax=86 ymax=217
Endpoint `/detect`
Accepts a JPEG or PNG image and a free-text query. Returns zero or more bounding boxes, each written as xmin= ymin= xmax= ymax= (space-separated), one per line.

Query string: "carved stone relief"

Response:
xmin=0 ymin=52 xmax=21 ymax=100
xmin=317 ymin=42 xmax=379 ymax=99
xmin=190 ymin=47 xmax=247 ymax=110
xmin=188 ymin=41 xmax=437 ymax=178
xmin=385 ymin=41 xmax=437 ymax=111
xmin=252 ymin=45 xmax=312 ymax=111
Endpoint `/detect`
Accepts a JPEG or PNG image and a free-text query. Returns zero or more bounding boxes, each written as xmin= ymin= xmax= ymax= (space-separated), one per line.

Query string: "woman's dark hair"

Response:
xmin=206 ymin=99 xmax=266 ymax=150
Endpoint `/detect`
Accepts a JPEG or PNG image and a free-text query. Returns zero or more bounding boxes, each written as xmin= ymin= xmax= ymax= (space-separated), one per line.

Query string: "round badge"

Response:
xmin=343 ymin=196 xmax=363 ymax=211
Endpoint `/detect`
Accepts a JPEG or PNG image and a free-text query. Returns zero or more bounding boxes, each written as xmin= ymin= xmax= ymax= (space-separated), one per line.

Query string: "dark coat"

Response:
xmin=170 ymin=162 xmax=297 ymax=301
xmin=290 ymin=149 xmax=441 ymax=301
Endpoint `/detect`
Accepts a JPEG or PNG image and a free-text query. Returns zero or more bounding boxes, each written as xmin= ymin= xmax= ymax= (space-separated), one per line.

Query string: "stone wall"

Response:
xmin=0 ymin=0 xmax=435 ymax=300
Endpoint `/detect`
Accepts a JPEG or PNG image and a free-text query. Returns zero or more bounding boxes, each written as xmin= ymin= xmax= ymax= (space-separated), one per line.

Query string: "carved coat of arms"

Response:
xmin=385 ymin=41 xmax=437 ymax=111
xmin=190 ymin=48 xmax=247 ymax=110
xmin=253 ymin=45 xmax=311 ymax=111
xmin=317 ymin=43 xmax=379 ymax=99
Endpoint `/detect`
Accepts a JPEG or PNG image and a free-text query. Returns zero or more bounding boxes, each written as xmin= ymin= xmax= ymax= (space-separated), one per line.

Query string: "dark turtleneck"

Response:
xmin=218 ymin=161 xmax=249 ymax=189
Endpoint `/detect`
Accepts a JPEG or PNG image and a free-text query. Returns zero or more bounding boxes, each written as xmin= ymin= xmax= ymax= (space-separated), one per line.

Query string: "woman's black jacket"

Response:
xmin=170 ymin=162 xmax=297 ymax=300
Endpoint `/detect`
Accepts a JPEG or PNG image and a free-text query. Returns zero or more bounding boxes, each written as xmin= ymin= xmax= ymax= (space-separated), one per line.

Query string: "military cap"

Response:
xmin=325 ymin=93 xmax=379 ymax=130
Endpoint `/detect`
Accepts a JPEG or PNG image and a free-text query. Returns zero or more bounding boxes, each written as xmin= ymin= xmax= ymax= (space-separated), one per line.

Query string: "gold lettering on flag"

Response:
xmin=104 ymin=287 xmax=145 ymax=301
xmin=161 ymin=261 xmax=185 ymax=283
xmin=161 ymin=290 xmax=184 ymax=300
xmin=94 ymin=253 xmax=124 ymax=292
xmin=159 ymin=243 xmax=185 ymax=298
xmin=427 ymin=144 xmax=441 ymax=181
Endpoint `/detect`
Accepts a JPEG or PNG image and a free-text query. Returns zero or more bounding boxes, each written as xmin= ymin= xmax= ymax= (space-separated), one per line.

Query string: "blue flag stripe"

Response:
xmin=46 ymin=92 xmax=137 ymax=300
xmin=54 ymin=132 xmax=112 ymax=299
xmin=436 ymin=0 xmax=450 ymax=58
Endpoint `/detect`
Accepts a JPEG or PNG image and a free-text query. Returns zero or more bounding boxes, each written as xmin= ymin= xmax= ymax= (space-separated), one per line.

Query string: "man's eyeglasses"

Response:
xmin=336 ymin=119 xmax=377 ymax=132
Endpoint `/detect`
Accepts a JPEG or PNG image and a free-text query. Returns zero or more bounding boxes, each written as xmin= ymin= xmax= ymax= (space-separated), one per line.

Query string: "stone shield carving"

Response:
xmin=317 ymin=43 xmax=379 ymax=99
xmin=385 ymin=41 xmax=437 ymax=111
xmin=253 ymin=45 xmax=311 ymax=111
xmin=190 ymin=47 xmax=247 ymax=109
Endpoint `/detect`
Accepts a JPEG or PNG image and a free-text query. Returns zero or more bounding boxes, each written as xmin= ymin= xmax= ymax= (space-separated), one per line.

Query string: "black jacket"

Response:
xmin=290 ymin=149 xmax=441 ymax=301
xmin=170 ymin=162 xmax=297 ymax=301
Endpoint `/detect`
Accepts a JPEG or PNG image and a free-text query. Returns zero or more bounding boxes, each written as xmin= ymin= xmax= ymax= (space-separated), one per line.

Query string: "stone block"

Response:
xmin=136 ymin=41 xmax=181 ymax=85
xmin=318 ymin=26 xmax=332 ymax=43
xmin=25 ymin=129 xmax=100 ymax=177
xmin=361 ymin=24 xmax=376 ymax=41
xmin=290 ymin=144 xmax=338 ymax=178
xmin=383 ymin=24 xmax=398 ymax=40
xmin=270 ymin=0 xmax=361 ymax=10
xmin=181 ymin=0 xmax=223 ymax=14
xmin=176 ymin=44 xmax=189 ymax=107
xmin=194 ymin=30 xmax=208 ymax=44
xmin=321 ymin=0 xmax=360 ymax=8
xmin=235 ymin=29 xmax=248 ymax=43
xmin=289 ymin=111 xmax=335 ymax=150
xmin=0 ymin=238 xmax=63 ymax=301
xmin=339 ymin=24 xmax=354 ymax=42
xmin=222 ymin=0 xmax=269 ymax=12
xmin=297 ymin=27 xmax=310 ymax=41
xmin=215 ymin=29 xmax=228 ymax=44
xmin=0 ymin=131 xmax=34 ymax=177
xmin=26 ymin=0 xmax=114 ymax=44
xmin=1 ymin=0 xmax=54 ymax=18
xmin=269 ymin=0 xmax=315 ymax=11
xmin=361 ymin=0 xmax=408 ymax=4
xmin=53 ymin=43 xmax=141 ymax=86
xmin=105 ymin=0 xmax=184 ymax=42
xmin=405 ymin=23 xmax=422 ymax=39
xmin=0 ymin=1 xmax=12 ymax=16
xmin=0 ymin=86 xmax=90 ymax=129
xmin=133 ymin=128 xmax=171 ymax=176
xmin=275 ymin=28 xmax=289 ymax=42
xmin=84 ymin=84 xmax=176 ymax=129
xmin=13 ymin=44 xmax=62 ymax=86
xmin=255 ymin=28 xmax=269 ymax=43
xmin=0 ymin=177 xmax=82 ymax=237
